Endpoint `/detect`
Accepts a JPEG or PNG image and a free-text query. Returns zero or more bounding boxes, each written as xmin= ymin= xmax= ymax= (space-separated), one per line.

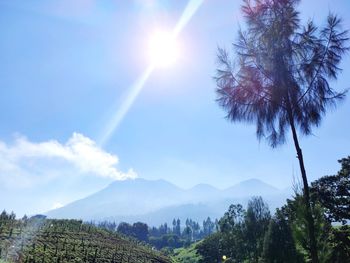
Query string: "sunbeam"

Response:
xmin=98 ymin=64 xmax=154 ymax=146
xmin=98 ymin=0 xmax=204 ymax=147
xmin=173 ymin=0 xmax=204 ymax=37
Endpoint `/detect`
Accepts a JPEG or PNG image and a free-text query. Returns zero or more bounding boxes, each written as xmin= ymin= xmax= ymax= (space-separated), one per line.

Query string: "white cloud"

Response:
xmin=0 ymin=132 xmax=137 ymax=189
xmin=51 ymin=202 xmax=64 ymax=210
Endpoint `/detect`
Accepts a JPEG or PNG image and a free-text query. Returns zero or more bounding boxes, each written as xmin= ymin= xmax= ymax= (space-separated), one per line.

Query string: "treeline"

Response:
xmin=94 ymin=217 xmax=218 ymax=250
xmin=196 ymin=157 xmax=350 ymax=263
xmin=149 ymin=217 xmax=217 ymax=249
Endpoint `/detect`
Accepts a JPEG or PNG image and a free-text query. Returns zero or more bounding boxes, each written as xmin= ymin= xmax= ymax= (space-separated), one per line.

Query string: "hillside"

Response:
xmin=0 ymin=215 xmax=170 ymax=263
xmin=47 ymin=178 xmax=291 ymax=226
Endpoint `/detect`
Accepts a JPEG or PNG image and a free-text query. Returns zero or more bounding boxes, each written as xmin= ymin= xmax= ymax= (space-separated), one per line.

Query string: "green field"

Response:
xmin=171 ymin=242 xmax=201 ymax=263
xmin=0 ymin=216 xmax=170 ymax=263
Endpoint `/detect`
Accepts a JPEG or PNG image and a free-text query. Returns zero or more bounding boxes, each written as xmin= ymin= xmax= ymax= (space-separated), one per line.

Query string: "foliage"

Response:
xmin=215 ymin=0 xmax=348 ymax=147
xmin=281 ymin=194 xmax=333 ymax=262
xmin=215 ymin=0 xmax=349 ymax=261
xmin=218 ymin=204 xmax=244 ymax=233
xmin=149 ymin=234 xmax=184 ymax=250
xmin=135 ymin=218 xmax=216 ymax=250
xmin=195 ymin=157 xmax=350 ymax=263
xmin=172 ymin=219 xmax=181 ymax=236
xmin=197 ymin=196 xmax=271 ymax=263
xmin=311 ymin=156 xmax=350 ymax=224
xmin=262 ymin=210 xmax=303 ymax=263
xmin=196 ymin=233 xmax=221 ymax=263
xmin=326 ymin=226 xmax=350 ymax=262
xmin=245 ymin=197 xmax=271 ymax=262
xmin=117 ymin=221 xmax=149 ymax=242
xmin=0 ymin=212 xmax=170 ymax=263
xmin=172 ymin=242 xmax=202 ymax=263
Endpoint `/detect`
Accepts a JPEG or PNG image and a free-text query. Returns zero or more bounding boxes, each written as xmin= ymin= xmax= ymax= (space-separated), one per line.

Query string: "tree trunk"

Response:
xmin=288 ymin=112 xmax=319 ymax=263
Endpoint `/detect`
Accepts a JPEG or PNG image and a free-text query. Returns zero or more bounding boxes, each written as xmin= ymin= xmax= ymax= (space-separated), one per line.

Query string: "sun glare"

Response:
xmin=148 ymin=31 xmax=179 ymax=68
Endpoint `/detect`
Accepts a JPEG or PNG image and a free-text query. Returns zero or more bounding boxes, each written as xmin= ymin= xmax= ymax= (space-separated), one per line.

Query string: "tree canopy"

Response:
xmin=216 ymin=0 xmax=349 ymax=147
xmin=215 ymin=1 xmax=349 ymax=261
xmin=311 ymin=156 xmax=350 ymax=224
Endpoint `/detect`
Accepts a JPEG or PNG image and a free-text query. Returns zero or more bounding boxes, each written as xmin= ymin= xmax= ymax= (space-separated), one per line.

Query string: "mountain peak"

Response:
xmin=225 ymin=178 xmax=279 ymax=197
xmin=239 ymin=178 xmax=278 ymax=188
xmin=47 ymin=177 xmax=286 ymax=225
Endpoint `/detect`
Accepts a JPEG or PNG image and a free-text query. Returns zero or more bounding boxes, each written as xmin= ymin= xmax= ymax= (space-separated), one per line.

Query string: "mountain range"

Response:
xmin=47 ymin=178 xmax=292 ymax=226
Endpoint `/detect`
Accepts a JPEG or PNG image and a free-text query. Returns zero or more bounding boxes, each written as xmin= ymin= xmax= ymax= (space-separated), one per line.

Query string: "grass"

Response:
xmin=171 ymin=242 xmax=202 ymax=263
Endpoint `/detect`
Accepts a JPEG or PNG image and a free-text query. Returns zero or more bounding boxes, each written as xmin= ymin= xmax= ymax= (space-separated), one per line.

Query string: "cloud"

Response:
xmin=51 ymin=202 xmax=64 ymax=210
xmin=0 ymin=132 xmax=137 ymax=189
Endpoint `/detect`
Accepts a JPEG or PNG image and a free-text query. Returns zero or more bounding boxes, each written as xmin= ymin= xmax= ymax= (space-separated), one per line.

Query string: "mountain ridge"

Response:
xmin=47 ymin=177 xmax=290 ymax=226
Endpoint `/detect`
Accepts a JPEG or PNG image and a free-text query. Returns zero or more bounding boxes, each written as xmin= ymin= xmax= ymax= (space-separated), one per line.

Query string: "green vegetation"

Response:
xmin=1 ymin=161 xmax=348 ymax=263
xmin=215 ymin=0 xmax=349 ymax=262
xmin=0 ymin=215 xmax=170 ymax=263
xmin=114 ymin=218 xmax=216 ymax=251
xmin=196 ymin=157 xmax=350 ymax=263
xmin=311 ymin=156 xmax=350 ymax=224
xmin=171 ymin=242 xmax=202 ymax=263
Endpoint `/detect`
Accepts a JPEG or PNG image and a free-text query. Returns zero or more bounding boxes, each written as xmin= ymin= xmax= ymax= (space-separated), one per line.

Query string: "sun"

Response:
xmin=148 ymin=30 xmax=180 ymax=68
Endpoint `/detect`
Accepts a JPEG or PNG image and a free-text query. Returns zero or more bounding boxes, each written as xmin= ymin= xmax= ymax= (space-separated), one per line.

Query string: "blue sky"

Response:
xmin=0 ymin=0 xmax=349 ymax=216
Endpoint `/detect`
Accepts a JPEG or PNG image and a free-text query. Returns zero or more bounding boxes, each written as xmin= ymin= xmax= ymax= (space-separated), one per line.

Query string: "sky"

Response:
xmin=0 ymin=0 xmax=349 ymax=216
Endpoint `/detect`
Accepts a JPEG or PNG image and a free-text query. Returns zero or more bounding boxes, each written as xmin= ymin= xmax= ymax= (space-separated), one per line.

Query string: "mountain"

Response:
xmin=224 ymin=178 xmax=280 ymax=197
xmin=48 ymin=178 xmax=185 ymax=219
xmin=47 ymin=178 xmax=291 ymax=226
xmin=186 ymin=183 xmax=223 ymax=202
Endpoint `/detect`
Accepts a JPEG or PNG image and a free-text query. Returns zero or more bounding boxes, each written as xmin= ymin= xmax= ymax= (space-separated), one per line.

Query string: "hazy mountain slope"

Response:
xmin=186 ymin=184 xmax=223 ymax=202
xmin=47 ymin=178 xmax=185 ymax=220
xmin=224 ymin=178 xmax=280 ymax=197
xmin=47 ymin=178 xmax=292 ymax=225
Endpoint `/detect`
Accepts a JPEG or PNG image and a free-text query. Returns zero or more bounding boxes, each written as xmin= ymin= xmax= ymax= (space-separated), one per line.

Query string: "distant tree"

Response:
xmin=215 ymin=1 xmax=349 ymax=262
xmin=281 ymin=194 xmax=332 ymax=262
xmin=172 ymin=218 xmax=177 ymax=233
xmin=183 ymin=226 xmax=192 ymax=242
xmin=0 ymin=210 xmax=8 ymax=220
xmin=200 ymin=198 xmax=270 ymax=262
xmin=218 ymin=204 xmax=245 ymax=233
xmin=215 ymin=204 xmax=246 ymax=261
xmin=159 ymin=223 xmax=169 ymax=236
xmin=244 ymin=197 xmax=271 ymax=262
xmin=149 ymin=233 xmax=184 ymax=249
xmin=9 ymin=212 xmax=16 ymax=220
xmin=117 ymin=222 xmax=149 ymax=242
xmin=214 ymin=219 xmax=219 ymax=232
xmin=203 ymin=217 xmax=215 ymax=237
xmin=132 ymin=222 xmax=149 ymax=242
xmin=193 ymin=221 xmax=200 ymax=240
xmin=327 ymin=226 xmax=350 ymax=262
xmin=117 ymin=222 xmax=133 ymax=236
xmin=311 ymin=156 xmax=350 ymax=224
xmin=98 ymin=221 xmax=117 ymax=232
xmin=149 ymin=226 xmax=160 ymax=237
xmin=262 ymin=210 xmax=303 ymax=263
xmin=196 ymin=232 xmax=222 ymax=263
xmin=176 ymin=218 xmax=181 ymax=236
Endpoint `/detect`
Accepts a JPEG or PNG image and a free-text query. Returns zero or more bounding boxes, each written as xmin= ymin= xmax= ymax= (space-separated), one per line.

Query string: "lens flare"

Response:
xmin=148 ymin=31 xmax=179 ymax=68
xmin=98 ymin=0 xmax=204 ymax=146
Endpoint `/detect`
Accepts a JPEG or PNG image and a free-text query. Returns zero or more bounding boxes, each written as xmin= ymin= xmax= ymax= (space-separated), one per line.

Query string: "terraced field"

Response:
xmin=0 ymin=216 xmax=170 ymax=263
